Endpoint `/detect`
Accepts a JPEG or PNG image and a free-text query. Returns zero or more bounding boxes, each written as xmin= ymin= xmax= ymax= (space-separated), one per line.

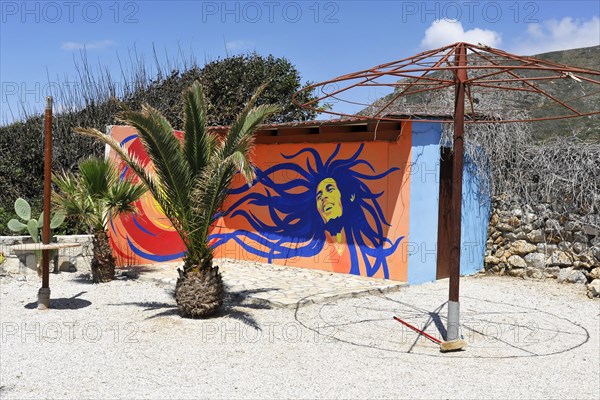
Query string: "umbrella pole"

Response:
xmin=441 ymin=43 xmax=467 ymax=352
xmin=38 ymin=96 xmax=52 ymax=310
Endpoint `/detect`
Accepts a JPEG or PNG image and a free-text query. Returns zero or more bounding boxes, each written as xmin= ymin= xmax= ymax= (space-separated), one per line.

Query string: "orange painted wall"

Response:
xmin=107 ymin=123 xmax=412 ymax=281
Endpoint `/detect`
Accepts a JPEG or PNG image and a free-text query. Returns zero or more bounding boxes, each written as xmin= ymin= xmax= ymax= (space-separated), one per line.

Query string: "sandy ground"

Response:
xmin=0 ymin=271 xmax=598 ymax=399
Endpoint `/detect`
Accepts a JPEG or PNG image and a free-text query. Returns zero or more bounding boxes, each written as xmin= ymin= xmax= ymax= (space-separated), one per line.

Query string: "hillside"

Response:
xmin=359 ymin=46 xmax=599 ymax=141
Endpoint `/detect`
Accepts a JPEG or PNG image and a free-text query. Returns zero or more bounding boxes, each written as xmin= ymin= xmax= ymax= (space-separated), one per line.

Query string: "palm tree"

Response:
xmin=52 ymin=157 xmax=147 ymax=283
xmin=75 ymin=81 xmax=279 ymax=317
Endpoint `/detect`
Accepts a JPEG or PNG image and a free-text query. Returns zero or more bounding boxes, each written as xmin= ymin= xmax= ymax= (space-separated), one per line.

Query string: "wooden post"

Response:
xmin=38 ymin=96 xmax=52 ymax=310
xmin=441 ymin=43 xmax=468 ymax=351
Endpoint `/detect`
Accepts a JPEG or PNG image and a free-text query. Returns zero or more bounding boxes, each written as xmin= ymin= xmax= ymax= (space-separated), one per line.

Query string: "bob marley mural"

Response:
xmin=211 ymin=144 xmax=405 ymax=279
xmin=107 ymin=125 xmax=412 ymax=281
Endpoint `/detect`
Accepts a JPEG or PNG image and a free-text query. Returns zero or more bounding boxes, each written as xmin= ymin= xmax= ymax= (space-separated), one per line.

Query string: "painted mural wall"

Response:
xmin=106 ymin=122 xmax=490 ymax=283
xmin=107 ymin=124 xmax=412 ymax=281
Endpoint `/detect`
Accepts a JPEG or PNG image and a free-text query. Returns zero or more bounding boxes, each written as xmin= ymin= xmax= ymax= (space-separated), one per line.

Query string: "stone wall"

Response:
xmin=484 ymin=200 xmax=600 ymax=297
xmin=0 ymin=235 xmax=93 ymax=275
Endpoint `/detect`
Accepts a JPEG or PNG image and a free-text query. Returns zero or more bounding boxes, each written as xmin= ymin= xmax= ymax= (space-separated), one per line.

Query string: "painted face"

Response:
xmin=316 ymin=178 xmax=343 ymax=222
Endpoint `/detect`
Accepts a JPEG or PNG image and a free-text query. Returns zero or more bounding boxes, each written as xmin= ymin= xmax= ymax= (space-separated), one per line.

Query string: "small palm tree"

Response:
xmin=52 ymin=157 xmax=147 ymax=283
xmin=76 ymin=81 xmax=279 ymax=317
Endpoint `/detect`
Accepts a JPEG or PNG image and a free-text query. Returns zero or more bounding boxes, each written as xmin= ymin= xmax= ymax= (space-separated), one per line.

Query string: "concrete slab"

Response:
xmin=125 ymin=258 xmax=407 ymax=308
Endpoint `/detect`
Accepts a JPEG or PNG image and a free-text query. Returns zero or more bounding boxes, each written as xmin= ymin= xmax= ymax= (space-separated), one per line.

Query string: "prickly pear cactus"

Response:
xmin=7 ymin=198 xmax=66 ymax=271
xmin=7 ymin=198 xmax=65 ymax=242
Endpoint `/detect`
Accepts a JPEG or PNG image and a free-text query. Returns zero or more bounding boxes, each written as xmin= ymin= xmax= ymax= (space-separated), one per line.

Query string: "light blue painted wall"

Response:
xmin=408 ymin=122 xmax=441 ymax=284
xmin=407 ymin=122 xmax=491 ymax=284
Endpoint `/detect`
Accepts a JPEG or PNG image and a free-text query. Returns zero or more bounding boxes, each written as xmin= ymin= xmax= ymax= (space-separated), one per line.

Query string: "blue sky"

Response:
xmin=1 ymin=0 xmax=599 ymax=124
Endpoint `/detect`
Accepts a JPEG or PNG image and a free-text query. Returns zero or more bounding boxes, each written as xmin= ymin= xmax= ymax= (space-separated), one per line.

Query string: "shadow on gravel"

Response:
xmin=226 ymin=287 xmax=277 ymax=306
xmin=216 ymin=288 xmax=277 ymax=330
xmin=115 ymin=266 xmax=157 ymax=280
xmin=112 ymin=288 xmax=277 ymax=330
xmin=429 ymin=311 xmax=448 ymax=341
xmin=211 ymin=290 xmax=273 ymax=330
xmin=71 ymin=273 xmax=94 ymax=284
xmin=111 ymin=301 xmax=179 ymax=318
xmin=24 ymin=291 xmax=91 ymax=310
xmin=71 ymin=271 xmax=142 ymax=284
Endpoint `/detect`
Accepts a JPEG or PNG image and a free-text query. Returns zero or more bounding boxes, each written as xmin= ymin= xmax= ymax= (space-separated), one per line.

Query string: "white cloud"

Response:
xmin=511 ymin=17 xmax=600 ymax=55
xmin=420 ymin=20 xmax=502 ymax=49
xmin=61 ymin=40 xmax=115 ymax=51
xmin=225 ymin=40 xmax=255 ymax=52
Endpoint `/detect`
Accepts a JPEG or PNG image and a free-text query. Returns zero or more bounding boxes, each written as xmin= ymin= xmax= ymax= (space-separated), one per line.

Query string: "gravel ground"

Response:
xmin=0 ymin=271 xmax=598 ymax=399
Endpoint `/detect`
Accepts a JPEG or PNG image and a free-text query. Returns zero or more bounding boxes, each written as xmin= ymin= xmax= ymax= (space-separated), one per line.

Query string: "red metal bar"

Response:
xmin=469 ymin=47 xmax=584 ymax=116
xmin=469 ymin=75 xmax=567 ymax=84
xmin=372 ymin=47 xmax=457 ymax=118
xmin=291 ymin=41 xmax=600 ymax=126
xmin=469 ymin=83 xmax=541 ymax=93
xmin=301 ymin=64 xmax=599 ymax=84
xmin=295 ymin=45 xmax=459 ymax=107
xmin=393 ymin=316 xmax=442 ymax=344
xmin=298 ymin=47 xmax=454 ymax=107
xmin=575 ymin=75 xmax=600 ymax=85
xmin=481 ymin=44 xmax=600 ymax=74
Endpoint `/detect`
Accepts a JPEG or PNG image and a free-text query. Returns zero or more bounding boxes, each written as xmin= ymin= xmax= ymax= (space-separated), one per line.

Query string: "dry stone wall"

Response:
xmin=484 ymin=199 xmax=600 ymax=298
xmin=0 ymin=235 xmax=93 ymax=275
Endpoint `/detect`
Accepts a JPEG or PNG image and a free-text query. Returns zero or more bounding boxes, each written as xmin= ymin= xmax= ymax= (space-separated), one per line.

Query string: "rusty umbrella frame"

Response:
xmin=292 ymin=42 xmax=600 ymax=350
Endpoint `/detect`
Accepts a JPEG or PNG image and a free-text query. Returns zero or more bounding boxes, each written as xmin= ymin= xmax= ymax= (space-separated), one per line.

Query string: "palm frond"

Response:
xmin=117 ymin=106 xmax=192 ymax=217
xmin=182 ymin=81 xmax=216 ymax=178
xmin=218 ymin=82 xmax=271 ymax=159
xmin=74 ymin=128 xmax=159 ymax=199
xmin=191 ymin=157 xmax=240 ymax=258
xmin=241 ymin=104 xmax=281 ymax=138
xmin=52 ymin=171 xmax=99 ymax=230
xmin=52 ymin=171 xmax=93 ymax=224
xmin=106 ymin=179 xmax=147 ymax=216
xmin=227 ymin=151 xmax=255 ymax=183
xmin=79 ymin=157 xmax=115 ymax=199
xmin=187 ymin=84 xmax=280 ymax=264
xmin=219 ymin=103 xmax=280 ymax=162
xmin=53 ymin=157 xmax=147 ymax=232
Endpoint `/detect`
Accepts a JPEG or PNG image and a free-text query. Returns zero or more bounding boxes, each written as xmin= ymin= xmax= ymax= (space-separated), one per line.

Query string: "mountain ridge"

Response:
xmin=358 ymin=45 xmax=599 ymax=140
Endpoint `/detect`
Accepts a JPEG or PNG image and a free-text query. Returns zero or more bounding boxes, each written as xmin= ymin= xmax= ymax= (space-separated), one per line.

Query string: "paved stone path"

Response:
xmin=123 ymin=258 xmax=407 ymax=308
